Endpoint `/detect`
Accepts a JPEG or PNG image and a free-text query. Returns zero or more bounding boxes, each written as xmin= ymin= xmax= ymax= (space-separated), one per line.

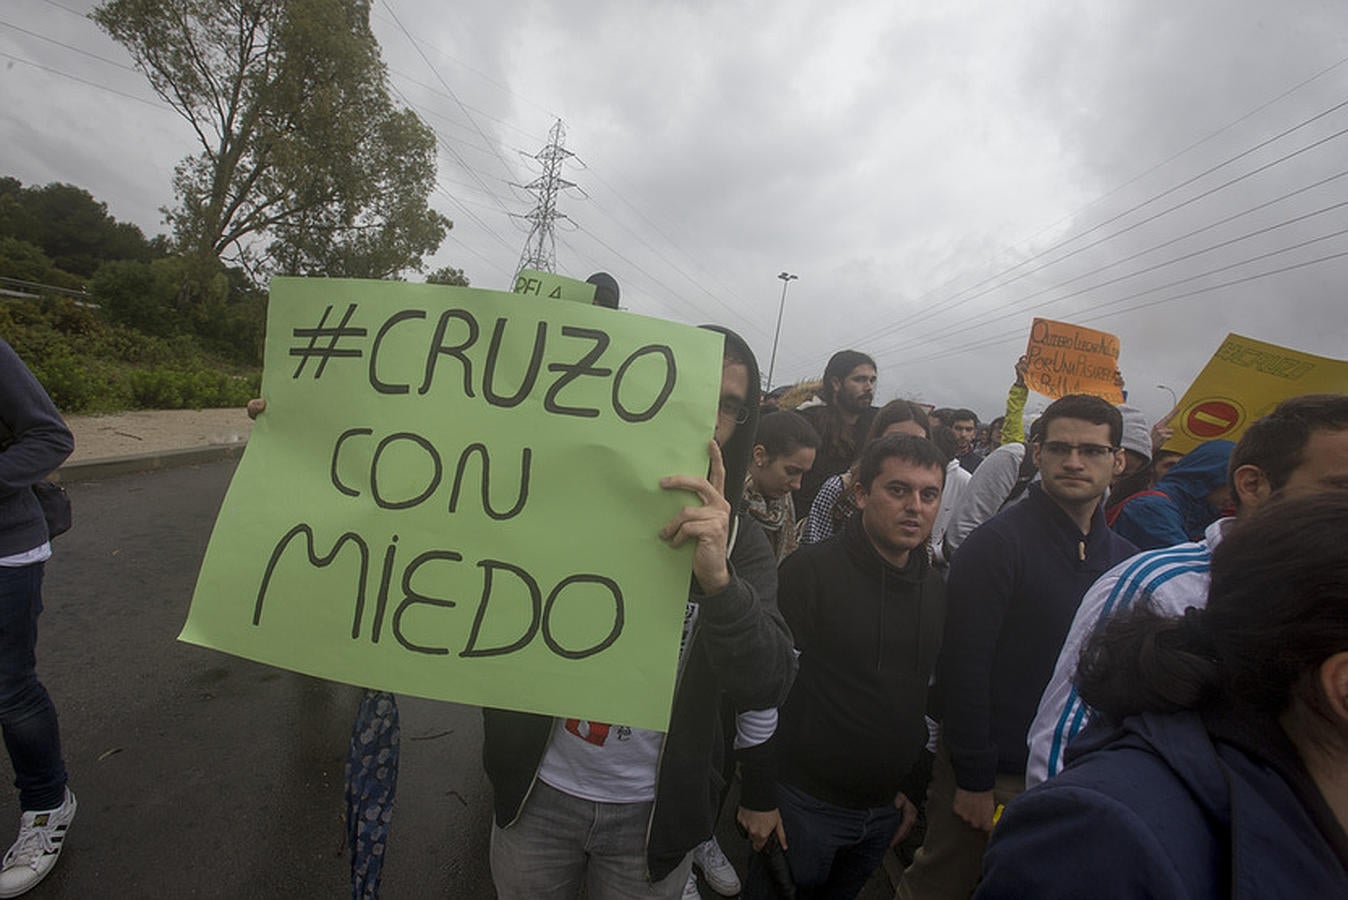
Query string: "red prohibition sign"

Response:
xmin=1186 ymin=399 xmax=1242 ymax=439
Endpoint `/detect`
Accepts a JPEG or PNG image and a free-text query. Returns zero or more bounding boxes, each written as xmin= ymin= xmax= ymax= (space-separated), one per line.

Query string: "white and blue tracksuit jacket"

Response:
xmin=1025 ymin=517 xmax=1233 ymax=787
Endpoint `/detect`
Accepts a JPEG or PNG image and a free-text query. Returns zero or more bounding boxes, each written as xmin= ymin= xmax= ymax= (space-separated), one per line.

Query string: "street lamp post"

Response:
xmin=766 ymin=272 xmax=797 ymax=391
xmin=1156 ymin=383 xmax=1178 ymax=409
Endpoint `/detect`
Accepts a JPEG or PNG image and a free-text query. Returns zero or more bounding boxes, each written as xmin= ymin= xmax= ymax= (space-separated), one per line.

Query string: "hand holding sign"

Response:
xmin=659 ymin=441 xmax=732 ymax=595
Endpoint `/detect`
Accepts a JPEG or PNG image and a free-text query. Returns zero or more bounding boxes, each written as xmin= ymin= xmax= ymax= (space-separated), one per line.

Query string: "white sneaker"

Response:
xmin=681 ymin=867 xmax=702 ymax=899
xmin=0 ymin=789 xmax=76 ymax=898
xmin=691 ymin=836 xmax=741 ymax=897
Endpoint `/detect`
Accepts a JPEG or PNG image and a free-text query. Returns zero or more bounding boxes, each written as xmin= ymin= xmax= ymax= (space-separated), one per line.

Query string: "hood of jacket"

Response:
xmin=1154 ymin=439 xmax=1235 ymax=534
xmin=841 ymin=509 xmax=931 ymax=587
xmin=698 ymin=325 xmax=761 ymax=516
xmin=1068 ymin=706 xmax=1348 ymax=895
xmin=842 ymin=512 xmax=935 ymax=676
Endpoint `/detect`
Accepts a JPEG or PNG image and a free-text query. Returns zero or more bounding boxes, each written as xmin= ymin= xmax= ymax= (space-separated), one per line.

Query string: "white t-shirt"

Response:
xmin=537 ymin=600 xmax=701 ymax=803
xmin=0 ymin=542 xmax=51 ymax=567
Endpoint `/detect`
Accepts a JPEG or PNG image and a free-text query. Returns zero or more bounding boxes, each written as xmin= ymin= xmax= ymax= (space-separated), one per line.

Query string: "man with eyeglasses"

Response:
xmin=1027 ymin=393 xmax=1348 ymax=789
xmin=897 ymin=394 xmax=1137 ymax=900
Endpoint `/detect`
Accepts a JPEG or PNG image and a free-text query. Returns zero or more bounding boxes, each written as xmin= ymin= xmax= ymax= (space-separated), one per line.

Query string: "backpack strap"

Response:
xmin=999 ymin=443 xmax=1039 ymax=510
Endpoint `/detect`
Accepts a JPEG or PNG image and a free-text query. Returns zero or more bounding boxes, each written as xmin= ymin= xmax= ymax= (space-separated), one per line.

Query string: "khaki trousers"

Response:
xmin=895 ymin=745 xmax=1024 ymax=900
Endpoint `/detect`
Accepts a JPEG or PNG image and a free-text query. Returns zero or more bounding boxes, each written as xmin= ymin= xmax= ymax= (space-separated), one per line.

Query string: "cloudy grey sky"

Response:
xmin=5 ymin=0 xmax=1348 ymax=425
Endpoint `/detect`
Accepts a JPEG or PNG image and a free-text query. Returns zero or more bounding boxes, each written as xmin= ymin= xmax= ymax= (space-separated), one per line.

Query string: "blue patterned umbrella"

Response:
xmin=345 ymin=691 xmax=400 ymax=900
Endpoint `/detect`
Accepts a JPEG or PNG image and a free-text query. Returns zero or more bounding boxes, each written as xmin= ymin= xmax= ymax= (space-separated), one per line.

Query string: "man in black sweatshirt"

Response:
xmin=897 ymin=394 xmax=1137 ymax=900
xmin=741 ymin=433 xmax=947 ymax=900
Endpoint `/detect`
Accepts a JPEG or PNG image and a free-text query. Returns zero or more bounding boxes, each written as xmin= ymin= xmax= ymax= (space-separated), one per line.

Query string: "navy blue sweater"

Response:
xmin=0 ymin=339 xmax=74 ymax=556
xmin=938 ymin=483 xmax=1135 ymax=790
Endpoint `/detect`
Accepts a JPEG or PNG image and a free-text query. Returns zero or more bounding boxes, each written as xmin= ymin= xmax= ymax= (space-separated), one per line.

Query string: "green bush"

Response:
xmin=29 ymin=353 xmax=130 ymax=413
xmin=128 ymin=368 xmax=260 ymax=410
xmin=2 ymin=294 xmax=261 ymax=413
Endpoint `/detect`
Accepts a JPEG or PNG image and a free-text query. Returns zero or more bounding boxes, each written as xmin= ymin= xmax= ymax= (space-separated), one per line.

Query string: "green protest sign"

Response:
xmin=181 ymin=277 xmax=723 ymax=731
xmin=513 ymin=268 xmax=597 ymax=304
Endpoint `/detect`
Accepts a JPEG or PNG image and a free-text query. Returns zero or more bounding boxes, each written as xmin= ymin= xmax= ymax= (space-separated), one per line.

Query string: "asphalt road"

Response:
xmin=0 ymin=460 xmax=494 ymax=898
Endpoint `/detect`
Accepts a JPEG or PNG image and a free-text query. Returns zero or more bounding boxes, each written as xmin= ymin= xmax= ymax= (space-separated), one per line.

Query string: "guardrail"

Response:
xmin=0 ymin=275 xmax=92 ymax=300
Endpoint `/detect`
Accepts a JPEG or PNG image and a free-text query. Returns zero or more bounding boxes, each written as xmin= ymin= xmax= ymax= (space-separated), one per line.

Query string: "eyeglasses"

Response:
xmin=1039 ymin=441 xmax=1119 ymax=460
xmin=718 ymin=398 xmax=750 ymax=424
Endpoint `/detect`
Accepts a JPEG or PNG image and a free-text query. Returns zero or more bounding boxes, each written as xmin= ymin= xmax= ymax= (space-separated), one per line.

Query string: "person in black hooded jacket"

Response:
xmin=483 ymin=327 xmax=796 ymax=898
xmin=741 ymin=433 xmax=948 ymax=900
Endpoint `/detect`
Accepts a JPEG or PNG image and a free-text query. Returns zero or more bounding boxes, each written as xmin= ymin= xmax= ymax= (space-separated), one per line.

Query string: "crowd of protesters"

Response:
xmin=694 ymin=346 xmax=1347 ymax=899
xmin=4 ymin=318 xmax=1347 ymax=900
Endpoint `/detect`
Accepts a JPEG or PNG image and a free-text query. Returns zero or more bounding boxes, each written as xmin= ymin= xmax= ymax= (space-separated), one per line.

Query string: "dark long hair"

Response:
xmin=1078 ymin=492 xmax=1348 ymax=729
xmin=821 ymin=350 xmax=875 ymax=404
xmin=755 ymin=410 xmax=820 ymax=459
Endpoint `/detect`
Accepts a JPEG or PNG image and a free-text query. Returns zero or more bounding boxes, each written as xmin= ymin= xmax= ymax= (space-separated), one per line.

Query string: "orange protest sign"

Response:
xmin=1024 ymin=318 xmax=1124 ymax=403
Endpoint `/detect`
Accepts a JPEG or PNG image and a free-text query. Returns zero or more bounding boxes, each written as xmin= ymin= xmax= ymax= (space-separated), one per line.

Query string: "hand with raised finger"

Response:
xmin=659 ymin=441 xmax=731 ymax=595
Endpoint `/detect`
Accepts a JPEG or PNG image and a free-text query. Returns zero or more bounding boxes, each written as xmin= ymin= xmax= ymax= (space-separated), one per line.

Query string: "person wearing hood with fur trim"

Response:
xmin=979 ymin=492 xmax=1348 ymax=898
xmin=484 ymin=328 xmax=796 ymax=899
xmin=1107 ymin=438 xmax=1234 ymax=550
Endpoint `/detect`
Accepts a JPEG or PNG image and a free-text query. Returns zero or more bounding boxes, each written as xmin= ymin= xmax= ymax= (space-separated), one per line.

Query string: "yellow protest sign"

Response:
xmin=1024 ymin=318 xmax=1124 ymax=403
xmin=1164 ymin=333 xmax=1348 ymax=453
xmin=180 ymin=278 xmax=723 ymax=731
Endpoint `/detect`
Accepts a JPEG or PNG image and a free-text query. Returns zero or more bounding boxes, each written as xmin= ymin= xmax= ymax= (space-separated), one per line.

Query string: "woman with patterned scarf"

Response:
xmin=743 ymin=411 xmax=820 ymax=562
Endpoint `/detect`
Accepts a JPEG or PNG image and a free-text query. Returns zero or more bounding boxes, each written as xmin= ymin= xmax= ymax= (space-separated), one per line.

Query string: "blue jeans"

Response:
xmin=0 ymin=563 xmax=66 ymax=811
xmin=490 ymin=780 xmax=694 ymax=899
xmin=745 ymin=782 xmax=900 ymax=900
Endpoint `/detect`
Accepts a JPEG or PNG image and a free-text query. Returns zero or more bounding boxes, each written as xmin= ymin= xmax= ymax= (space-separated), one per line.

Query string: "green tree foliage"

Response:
xmin=0 ymin=238 xmax=57 ymax=285
xmin=92 ymin=0 xmax=451 ymax=282
xmin=89 ymin=254 xmax=265 ymax=362
xmin=0 ymin=179 xmax=163 ymax=278
xmin=425 ymin=265 xmax=470 ymax=287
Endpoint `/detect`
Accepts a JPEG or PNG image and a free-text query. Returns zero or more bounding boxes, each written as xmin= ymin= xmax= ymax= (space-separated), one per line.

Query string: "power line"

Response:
xmin=808 ymin=93 xmax=1348 ymax=372
xmin=574 ymin=155 xmax=762 ymax=313
xmin=368 ymin=4 xmax=560 ymax=124
xmin=872 ymin=224 xmax=1348 ymax=366
xmin=0 ymin=50 xmax=164 ymax=110
xmin=580 ymin=190 xmax=768 ymax=334
xmin=386 ymin=65 xmax=550 ymax=147
xmin=889 ymin=248 xmax=1348 ymax=370
xmin=570 ymin=220 xmax=767 ymax=337
xmin=951 ymin=50 xmax=1348 ymax=288
xmin=803 ymin=108 xmax=1348 ymax=374
xmin=387 ymin=81 xmax=518 ymax=251
xmin=0 ymin=18 xmax=137 ymax=72
xmin=867 ymin=178 xmax=1348 ymax=359
xmin=381 ymin=0 xmax=520 ymax=190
